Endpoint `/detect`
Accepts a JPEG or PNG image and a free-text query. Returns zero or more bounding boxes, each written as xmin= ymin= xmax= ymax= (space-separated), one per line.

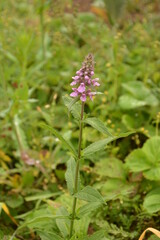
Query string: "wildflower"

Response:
xmin=70 ymin=54 xmax=100 ymax=102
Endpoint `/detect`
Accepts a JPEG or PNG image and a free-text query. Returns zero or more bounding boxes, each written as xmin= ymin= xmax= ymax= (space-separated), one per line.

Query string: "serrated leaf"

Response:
xmin=41 ymin=123 xmax=77 ymax=156
xmin=83 ymin=132 xmax=134 ymax=157
xmin=63 ymin=96 xmax=81 ymax=120
xmin=65 ymin=157 xmax=80 ymax=195
xmin=84 ymin=117 xmax=113 ymax=136
xmin=56 ymin=207 xmax=70 ymax=238
xmin=77 ymin=202 xmax=101 ymax=217
xmin=75 ymin=186 xmax=105 ymax=203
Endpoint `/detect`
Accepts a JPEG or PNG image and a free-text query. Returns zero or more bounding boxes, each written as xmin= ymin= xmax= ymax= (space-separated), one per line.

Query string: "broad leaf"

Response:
xmin=119 ymin=95 xmax=146 ymax=110
xmin=126 ymin=137 xmax=160 ymax=181
xmin=84 ymin=117 xmax=113 ymax=136
xmin=83 ymin=132 xmax=134 ymax=157
xmin=38 ymin=231 xmax=63 ymax=240
xmin=126 ymin=149 xmax=152 ymax=172
xmin=41 ymin=123 xmax=77 ymax=156
xmin=56 ymin=207 xmax=70 ymax=238
xmin=75 ymin=186 xmax=105 ymax=204
xmin=143 ymin=188 xmax=160 ymax=213
xmin=65 ymin=157 xmax=80 ymax=195
xmin=77 ymin=202 xmax=101 ymax=217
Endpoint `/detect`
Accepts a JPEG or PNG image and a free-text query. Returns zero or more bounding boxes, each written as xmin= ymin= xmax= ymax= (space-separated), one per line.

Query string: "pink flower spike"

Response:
xmin=91 ymin=71 xmax=94 ymax=76
xmin=78 ymin=83 xmax=85 ymax=93
xmin=80 ymin=93 xmax=86 ymax=102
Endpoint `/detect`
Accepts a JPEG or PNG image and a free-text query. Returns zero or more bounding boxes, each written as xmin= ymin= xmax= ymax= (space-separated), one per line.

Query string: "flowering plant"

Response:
xmin=11 ymin=54 xmax=134 ymax=240
xmin=70 ymin=54 xmax=100 ymax=102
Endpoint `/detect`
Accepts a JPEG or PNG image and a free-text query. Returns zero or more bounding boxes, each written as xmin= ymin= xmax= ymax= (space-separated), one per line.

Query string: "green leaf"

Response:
xmin=19 ymin=215 xmax=68 ymax=230
xmin=38 ymin=231 xmax=63 ymax=240
xmin=13 ymin=115 xmax=28 ymax=150
xmin=83 ymin=132 xmax=134 ymax=157
xmin=126 ymin=137 xmax=160 ymax=180
xmin=63 ymin=96 xmax=81 ymax=120
xmin=143 ymin=188 xmax=160 ymax=213
xmin=119 ymin=95 xmax=146 ymax=110
xmin=83 ymin=230 xmax=108 ymax=240
xmin=143 ymin=136 xmax=160 ymax=164
xmin=6 ymin=195 xmax=24 ymax=208
xmin=119 ymin=82 xmax=158 ymax=110
xmin=125 ymin=149 xmax=152 ymax=172
xmin=100 ymin=179 xmax=135 ymax=201
xmin=77 ymin=202 xmax=101 ymax=217
xmin=75 ymin=186 xmax=105 ymax=204
xmin=41 ymin=123 xmax=77 ymax=156
xmin=95 ymin=158 xmax=127 ymax=180
xmin=84 ymin=117 xmax=113 ymax=136
xmin=65 ymin=157 xmax=80 ymax=195
xmin=56 ymin=207 xmax=70 ymax=238
xmin=25 ymin=191 xmax=61 ymax=201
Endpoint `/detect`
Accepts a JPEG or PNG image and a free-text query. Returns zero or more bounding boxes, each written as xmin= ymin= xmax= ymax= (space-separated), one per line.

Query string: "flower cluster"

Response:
xmin=70 ymin=54 xmax=100 ymax=102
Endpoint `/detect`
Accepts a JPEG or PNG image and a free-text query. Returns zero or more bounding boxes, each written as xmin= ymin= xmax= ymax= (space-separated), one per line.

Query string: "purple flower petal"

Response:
xmin=72 ymin=76 xmax=79 ymax=80
xmin=91 ymin=71 xmax=94 ymax=76
xmin=85 ymin=76 xmax=89 ymax=80
xmin=70 ymin=81 xmax=77 ymax=86
xmin=92 ymin=81 xmax=100 ymax=86
xmin=70 ymin=91 xmax=78 ymax=97
xmin=77 ymin=83 xmax=85 ymax=93
xmin=80 ymin=93 xmax=86 ymax=102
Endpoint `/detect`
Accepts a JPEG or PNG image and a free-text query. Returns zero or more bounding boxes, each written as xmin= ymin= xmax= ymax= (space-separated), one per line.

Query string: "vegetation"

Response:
xmin=0 ymin=0 xmax=160 ymax=239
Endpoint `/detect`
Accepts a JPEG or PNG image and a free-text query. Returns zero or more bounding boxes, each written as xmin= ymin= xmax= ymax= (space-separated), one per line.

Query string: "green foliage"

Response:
xmin=65 ymin=157 xmax=81 ymax=195
xmin=126 ymin=137 xmax=160 ymax=181
xmin=75 ymin=186 xmax=105 ymax=204
xmin=143 ymin=188 xmax=160 ymax=213
xmin=41 ymin=123 xmax=77 ymax=156
xmin=119 ymin=81 xmax=158 ymax=110
xmin=83 ymin=132 xmax=134 ymax=157
xmin=84 ymin=117 xmax=113 ymax=136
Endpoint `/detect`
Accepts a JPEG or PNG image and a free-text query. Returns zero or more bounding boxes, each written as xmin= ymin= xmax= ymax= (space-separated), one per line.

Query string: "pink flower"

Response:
xmin=77 ymin=83 xmax=85 ymax=93
xmin=80 ymin=93 xmax=86 ymax=102
xmin=70 ymin=81 xmax=77 ymax=86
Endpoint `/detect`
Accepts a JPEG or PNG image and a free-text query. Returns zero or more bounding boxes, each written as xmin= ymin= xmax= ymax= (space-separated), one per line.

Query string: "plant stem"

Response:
xmin=69 ymin=102 xmax=84 ymax=238
xmin=40 ymin=0 xmax=45 ymax=60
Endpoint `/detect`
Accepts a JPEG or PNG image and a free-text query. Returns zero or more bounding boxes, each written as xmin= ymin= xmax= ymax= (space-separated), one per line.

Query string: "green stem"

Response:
xmin=69 ymin=102 xmax=84 ymax=238
xmin=156 ymin=119 xmax=159 ymax=136
xmin=40 ymin=0 xmax=45 ymax=60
